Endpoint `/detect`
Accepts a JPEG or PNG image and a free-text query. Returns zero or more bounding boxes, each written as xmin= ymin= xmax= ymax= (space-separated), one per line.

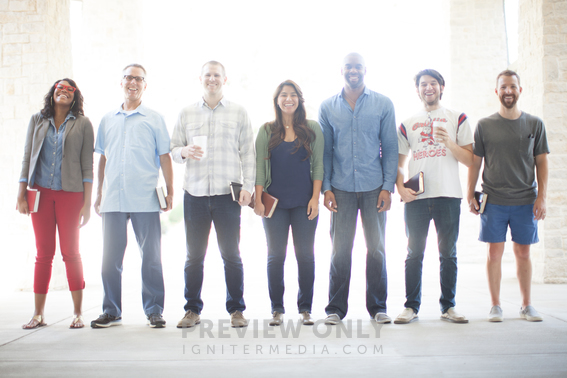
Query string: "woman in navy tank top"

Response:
xmin=254 ymin=80 xmax=324 ymax=326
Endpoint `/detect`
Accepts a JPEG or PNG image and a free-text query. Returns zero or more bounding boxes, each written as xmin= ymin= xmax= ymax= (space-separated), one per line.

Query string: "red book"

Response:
xmin=17 ymin=189 xmax=40 ymax=213
xmin=229 ymin=182 xmax=279 ymax=218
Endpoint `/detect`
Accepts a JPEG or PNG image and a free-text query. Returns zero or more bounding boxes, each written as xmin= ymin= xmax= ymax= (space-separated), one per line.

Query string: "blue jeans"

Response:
xmin=263 ymin=206 xmax=318 ymax=314
xmin=325 ymin=187 xmax=387 ymax=319
xmin=101 ymin=212 xmax=165 ymax=317
xmin=404 ymin=197 xmax=460 ymax=313
xmin=183 ymin=191 xmax=245 ymax=314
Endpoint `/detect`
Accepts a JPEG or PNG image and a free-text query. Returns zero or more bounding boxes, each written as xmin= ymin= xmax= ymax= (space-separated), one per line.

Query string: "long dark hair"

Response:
xmin=40 ymin=78 xmax=85 ymax=118
xmin=266 ymin=80 xmax=315 ymax=160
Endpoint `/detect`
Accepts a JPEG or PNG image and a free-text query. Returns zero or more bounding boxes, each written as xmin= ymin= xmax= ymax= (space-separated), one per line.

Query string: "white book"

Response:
xmin=156 ymin=187 xmax=167 ymax=209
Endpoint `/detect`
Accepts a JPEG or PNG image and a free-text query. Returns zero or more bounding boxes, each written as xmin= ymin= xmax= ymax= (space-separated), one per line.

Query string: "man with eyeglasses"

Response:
xmin=171 ymin=61 xmax=254 ymax=328
xmin=91 ymin=63 xmax=174 ymax=328
xmin=394 ymin=69 xmax=473 ymax=324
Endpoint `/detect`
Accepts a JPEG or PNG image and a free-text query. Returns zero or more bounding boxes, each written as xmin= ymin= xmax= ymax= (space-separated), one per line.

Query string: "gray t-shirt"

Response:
xmin=473 ymin=111 xmax=549 ymax=206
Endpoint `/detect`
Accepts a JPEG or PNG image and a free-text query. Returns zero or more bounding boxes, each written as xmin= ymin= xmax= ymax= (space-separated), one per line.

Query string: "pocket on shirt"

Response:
xmin=185 ymin=122 xmax=205 ymax=141
xmin=519 ymin=135 xmax=535 ymax=157
xmin=220 ymin=121 xmax=238 ymax=141
xmin=187 ymin=122 xmax=204 ymax=130
xmin=220 ymin=121 xmax=237 ymax=129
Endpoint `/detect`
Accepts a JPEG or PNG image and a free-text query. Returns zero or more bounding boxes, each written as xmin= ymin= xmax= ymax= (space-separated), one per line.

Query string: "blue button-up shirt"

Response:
xmin=319 ymin=87 xmax=398 ymax=193
xmin=33 ymin=113 xmax=75 ymax=190
xmin=95 ymin=104 xmax=170 ymax=213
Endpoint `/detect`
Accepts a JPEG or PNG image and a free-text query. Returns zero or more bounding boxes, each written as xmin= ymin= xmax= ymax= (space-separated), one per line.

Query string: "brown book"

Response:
xmin=474 ymin=191 xmax=488 ymax=214
xmin=404 ymin=171 xmax=425 ymax=195
xmin=249 ymin=192 xmax=279 ymax=218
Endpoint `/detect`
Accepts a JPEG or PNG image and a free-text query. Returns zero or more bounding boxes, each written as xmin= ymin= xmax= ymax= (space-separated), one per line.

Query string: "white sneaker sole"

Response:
xmin=394 ymin=316 xmax=418 ymax=324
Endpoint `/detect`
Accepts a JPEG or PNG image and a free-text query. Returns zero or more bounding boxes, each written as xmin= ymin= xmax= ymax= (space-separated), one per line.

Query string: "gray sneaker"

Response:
xmin=177 ymin=310 xmax=200 ymax=328
xmin=91 ymin=313 xmax=122 ymax=328
xmin=520 ymin=305 xmax=543 ymax=322
xmin=147 ymin=313 xmax=166 ymax=328
xmin=324 ymin=313 xmax=341 ymax=325
xmin=374 ymin=312 xmax=392 ymax=324
xmin=488 ymin=305 xmax=503 ymax=322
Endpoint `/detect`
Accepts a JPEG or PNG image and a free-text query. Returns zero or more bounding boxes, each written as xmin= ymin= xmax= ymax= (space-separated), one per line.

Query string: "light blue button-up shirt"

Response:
xmin=319 ymin=87 xmax=398 ymax=193
xmin=33 ymin=113 xmax=76 ymax=190
xmin=95 ymin=104 xmax=170 ymax=213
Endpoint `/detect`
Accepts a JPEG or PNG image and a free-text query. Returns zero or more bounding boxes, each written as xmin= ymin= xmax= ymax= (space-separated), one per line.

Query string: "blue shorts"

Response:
xmin=479 ymin=203 xmax=539 ymax=245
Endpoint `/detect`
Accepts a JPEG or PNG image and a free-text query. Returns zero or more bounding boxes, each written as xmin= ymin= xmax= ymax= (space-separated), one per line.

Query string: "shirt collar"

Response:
xmin=339 ymin=86 xmax=370 ymax=99
xmin=48 ymin=112 xmax=76 ymax=126
xmin=116 ymin=103 xmax=147 ymax=116
xmin=199 ymin=97 xmax=227 ymax=110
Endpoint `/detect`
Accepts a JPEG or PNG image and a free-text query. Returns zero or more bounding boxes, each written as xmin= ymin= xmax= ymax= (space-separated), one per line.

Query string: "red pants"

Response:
xmin=31 ymin=186 xmax=85 ymax=294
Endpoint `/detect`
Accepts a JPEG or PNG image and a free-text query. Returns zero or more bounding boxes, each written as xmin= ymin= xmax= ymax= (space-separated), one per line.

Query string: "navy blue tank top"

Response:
xmin=268 ymin=140 xmax=312 ymax=209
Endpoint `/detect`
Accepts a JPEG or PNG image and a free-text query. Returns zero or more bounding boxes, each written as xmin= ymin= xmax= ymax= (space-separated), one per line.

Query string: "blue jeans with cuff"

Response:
xmin=403 ymin=197 xmax=460 ymax=314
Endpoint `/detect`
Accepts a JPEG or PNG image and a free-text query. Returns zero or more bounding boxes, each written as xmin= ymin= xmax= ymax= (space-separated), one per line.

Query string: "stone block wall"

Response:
xmin=518 ymin=0 xmax=567 ymax=283
xmin=448 ymin=0 xmax=509 ymax=127
xmin=1 ymin=0 xmax=72 ymax=290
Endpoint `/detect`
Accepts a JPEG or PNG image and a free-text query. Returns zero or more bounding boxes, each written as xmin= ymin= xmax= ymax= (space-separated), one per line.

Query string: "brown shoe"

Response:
xmin=177 ymin=310 xmax=200 ymax=328
xmin=230 ymin=311 xmax=248 ymax=328
xmin=269 ymin=311 xmax=283 ymax=326
xmin=300 ymin=311 xmax=314 ymax=325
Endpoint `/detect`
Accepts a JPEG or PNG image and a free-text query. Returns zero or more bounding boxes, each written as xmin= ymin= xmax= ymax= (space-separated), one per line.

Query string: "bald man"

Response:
xmin=319 ymin=53 xmax=398 ymax=325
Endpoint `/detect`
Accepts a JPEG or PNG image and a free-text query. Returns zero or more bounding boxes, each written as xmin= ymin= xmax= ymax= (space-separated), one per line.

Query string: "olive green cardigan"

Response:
xmin=255 ymin=120 xmax=324 ymax=190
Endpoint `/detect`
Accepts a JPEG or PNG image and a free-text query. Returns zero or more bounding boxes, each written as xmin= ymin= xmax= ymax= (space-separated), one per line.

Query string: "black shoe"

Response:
xmin=91 ymin=313 xmax=122 ymax=328
xmin=147 ymin=313 xmax=166 ymax=328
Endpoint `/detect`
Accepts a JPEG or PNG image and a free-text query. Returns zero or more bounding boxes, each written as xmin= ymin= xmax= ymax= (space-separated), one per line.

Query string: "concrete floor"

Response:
xmin=2 ymin=205 xmax=567 ymax=377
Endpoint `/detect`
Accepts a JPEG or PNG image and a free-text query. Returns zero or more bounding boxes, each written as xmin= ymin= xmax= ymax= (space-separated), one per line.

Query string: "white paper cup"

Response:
xmin=192 ymin=135 xmax=207 ymax=159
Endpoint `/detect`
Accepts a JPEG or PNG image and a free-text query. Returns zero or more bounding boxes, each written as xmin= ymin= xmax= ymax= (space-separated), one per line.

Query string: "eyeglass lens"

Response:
xmin=124 ymin=75 xmax=144 ymax=82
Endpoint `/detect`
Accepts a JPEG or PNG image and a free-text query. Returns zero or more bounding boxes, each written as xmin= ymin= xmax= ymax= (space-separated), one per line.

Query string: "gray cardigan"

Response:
xmin=20 ymin=112 xmax=94 ymax=192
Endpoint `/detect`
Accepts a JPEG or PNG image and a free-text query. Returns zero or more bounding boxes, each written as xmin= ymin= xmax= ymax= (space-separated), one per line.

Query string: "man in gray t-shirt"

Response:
xmin=467 ymin=70 xmax=549 ymax=323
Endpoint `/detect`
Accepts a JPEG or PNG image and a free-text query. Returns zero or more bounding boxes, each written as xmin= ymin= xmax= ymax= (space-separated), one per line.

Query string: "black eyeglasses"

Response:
xmin=123 ymin=75 xmax=145 ymax=82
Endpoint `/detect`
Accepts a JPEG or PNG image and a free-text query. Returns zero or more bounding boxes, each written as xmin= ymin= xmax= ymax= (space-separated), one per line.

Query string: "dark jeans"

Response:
xmin=262 ymin=206 xmax=318 ymax=314
xmin=325 ymin=187 xmax=388 ymax=319
xmin=183 ymin=191 xmax=245 ymax=314
xmin=404 ymin=197 xmax=461 ymax=313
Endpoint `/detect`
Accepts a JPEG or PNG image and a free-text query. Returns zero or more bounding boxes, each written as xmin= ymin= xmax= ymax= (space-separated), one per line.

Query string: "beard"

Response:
xmin=499 ymin=94 xmax=518 ymax=109
xmin=422 ymin=94 xmax=440 ymax=107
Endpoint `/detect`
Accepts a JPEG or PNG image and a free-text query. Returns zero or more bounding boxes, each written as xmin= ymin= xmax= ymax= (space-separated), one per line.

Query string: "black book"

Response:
xmin=474 ymin=191 xmax=488 ymax=214
xmin=404 ymin=171 xmax=425 ymax=195
xmin=230 ymin=182 xmax=243 ymax=202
